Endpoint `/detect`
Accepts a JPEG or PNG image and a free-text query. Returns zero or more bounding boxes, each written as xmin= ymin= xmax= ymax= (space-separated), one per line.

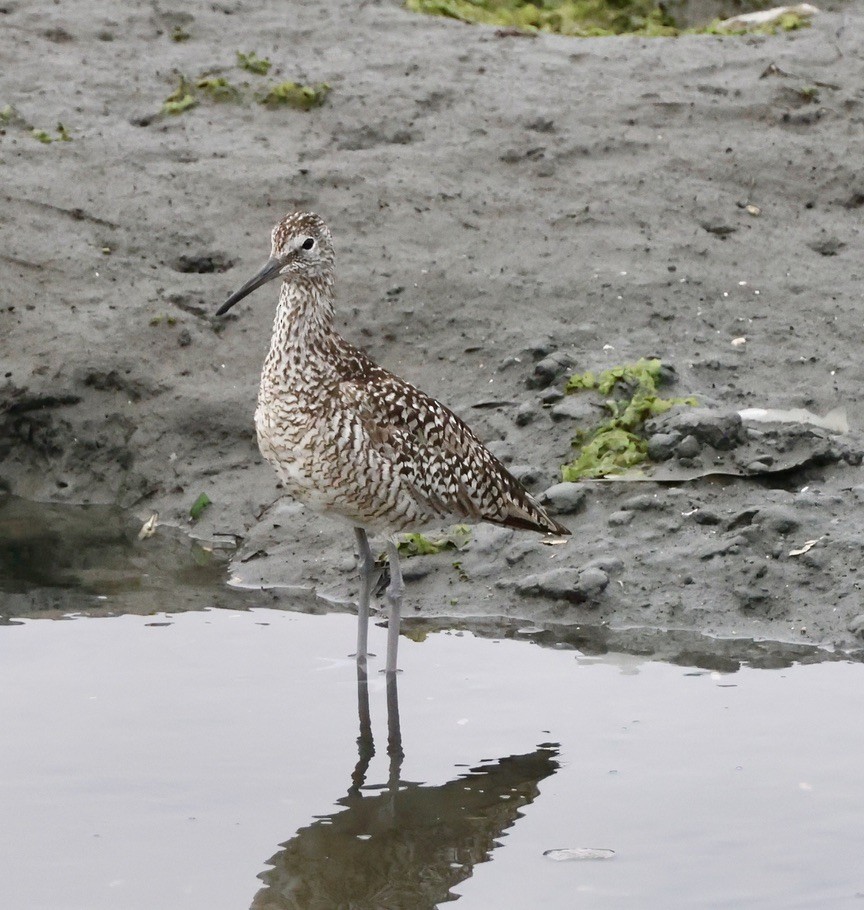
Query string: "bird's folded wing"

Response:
xmin=338 ymin=371 xmax=563 ymax=533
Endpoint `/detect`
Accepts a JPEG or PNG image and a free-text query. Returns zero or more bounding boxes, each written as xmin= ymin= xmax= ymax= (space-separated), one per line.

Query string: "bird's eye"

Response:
xmin=301 ymin=237 xmax=315 ymax=251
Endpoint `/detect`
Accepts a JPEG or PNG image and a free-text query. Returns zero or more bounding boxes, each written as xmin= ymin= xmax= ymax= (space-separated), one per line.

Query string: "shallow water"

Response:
xmin=1 ymin=608 xmax=863 ymax=910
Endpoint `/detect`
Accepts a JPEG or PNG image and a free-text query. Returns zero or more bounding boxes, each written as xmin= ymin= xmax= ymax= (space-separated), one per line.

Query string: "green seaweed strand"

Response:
xmin=561 ymin=358 xmax=696 ymax=480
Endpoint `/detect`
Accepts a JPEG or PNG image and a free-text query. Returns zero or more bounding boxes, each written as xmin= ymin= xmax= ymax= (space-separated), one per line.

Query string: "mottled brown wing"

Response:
xmin=337 ymin=358 xmax=569 ymax=536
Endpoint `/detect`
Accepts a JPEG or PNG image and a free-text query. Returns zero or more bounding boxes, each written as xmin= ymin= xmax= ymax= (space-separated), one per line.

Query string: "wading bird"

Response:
xmin=217 ymin=213 xmax=569 ymax=673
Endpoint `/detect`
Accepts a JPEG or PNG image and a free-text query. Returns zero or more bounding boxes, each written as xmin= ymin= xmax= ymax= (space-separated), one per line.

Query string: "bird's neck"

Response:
xmin=262 ymin=276 xmax=336 ymax=383
xmin=279 ymin=274 xmax=335 ymax=337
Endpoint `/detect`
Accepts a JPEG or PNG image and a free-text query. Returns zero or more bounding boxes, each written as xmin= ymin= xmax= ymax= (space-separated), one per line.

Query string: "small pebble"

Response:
xmin=516 ymin=567 xmax=580 ymax=600
xmin=693 ymin=509 xmax=722 ymax=525
xmin=401 ymin=562 xmax=431 ymax=582
xmin=621 ymin=493 xmax=663 ymax=512
xmin=608 ymin=510 xmax=633 ymax=526
xmin=647 ymin=432 xmax=678 ymax=461
xmin=515 ymin=565 xmax=607 ymax=602
xmin=550 ymin=395 xmax=595 ymax=423
xmin=540 ymin=481 xmax=587 ymax=514
xmin=576 ymin=566 xmax=609 ymax=598
xmin=758 ymin=506 xmax=800 ymax=535
xmin=527 ymin=352 xmax=573 ymax=389
xmin=676 ymin=434 xmax=701 ymax=459
xmin=514 ymin=401 xmax=536 ymax=427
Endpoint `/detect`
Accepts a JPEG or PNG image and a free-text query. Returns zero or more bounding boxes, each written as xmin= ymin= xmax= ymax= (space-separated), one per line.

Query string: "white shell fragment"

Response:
xmin=137 ymin=513 xmax=159 ymax=540
xmin=543 ymin=847 xmax=616 ymax=862
xmin=789 ymin=538 xmax=822 ymax=557
xmin=738 ymin=407 xmax=849 ymax=434
xmin=719 ymin=4 xmax=819 ymax=30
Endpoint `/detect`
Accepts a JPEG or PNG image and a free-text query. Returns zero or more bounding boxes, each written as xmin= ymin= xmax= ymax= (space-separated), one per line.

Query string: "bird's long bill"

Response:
xmin=216 ymin=257 xmax=283 ymax=316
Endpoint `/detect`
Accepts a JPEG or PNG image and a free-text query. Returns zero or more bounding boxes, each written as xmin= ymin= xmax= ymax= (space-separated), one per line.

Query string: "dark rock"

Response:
xmin=757 ymin=506 xmax=800 ymax=535
xmin=539 ymin=388 xmax=564 ymax=404
xmin=539 ymin=482 xmax=587 ymax=515
xmin=646 ymin=408 xmax=746 ymax=450
xmin=550 ymin=395 xmax=595 ymax=423
xmin=527 ymin=352 xmax=574 ymax=389
xmin=676 ymin=434 xmax=701 ymax=458
xmin=514 ymin=401 xmax=536 ymax=426
xmin=693 ymin=509 xmax=722 ymax=525
xmin=726 ymin=509 xmax=758 ymax=531
xmin=701 ymin=219 xmax=738 ymax=237
xmin=647 ymin=432 xmax=678 ymax=461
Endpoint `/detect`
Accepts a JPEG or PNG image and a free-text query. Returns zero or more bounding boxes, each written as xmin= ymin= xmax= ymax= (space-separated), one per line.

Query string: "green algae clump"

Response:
xmin=257 ymin=81 xmax=331 ymax=110
xmin=405 ymin=0 xmax=677 ymax=37
xmin=397 ymin=525 xmax=472 ymax=558
xmin=406 ymin=0 xmax=816 ymax=37
xmin=195 ymin=77 xmax=241 ymax=102
xmin=237 ymin=51 xmax=272 ymax=75
xmin=561 ymin=358 xmax=696 ymax=480
xmin=163 ymin=78 xmax=198 ymax=114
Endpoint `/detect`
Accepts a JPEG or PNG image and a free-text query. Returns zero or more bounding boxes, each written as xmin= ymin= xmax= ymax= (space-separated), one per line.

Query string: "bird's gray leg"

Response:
xmin=384 ymin=538 xmax=404 ymax=674
xmin=353 ymin=526 xmax=375 ymax=664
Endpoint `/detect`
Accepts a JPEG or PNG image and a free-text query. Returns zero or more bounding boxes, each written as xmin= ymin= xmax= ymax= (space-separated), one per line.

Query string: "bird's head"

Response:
xmin=217 ymin=212 xmax=334 ymax=316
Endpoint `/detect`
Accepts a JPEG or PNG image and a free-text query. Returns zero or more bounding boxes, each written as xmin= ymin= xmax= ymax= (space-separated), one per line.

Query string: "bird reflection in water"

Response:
xmin=250 ymin=666 xmax=559 ymax=909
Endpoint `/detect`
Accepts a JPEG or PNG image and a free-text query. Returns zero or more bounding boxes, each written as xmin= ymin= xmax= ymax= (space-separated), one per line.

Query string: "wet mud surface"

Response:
xmin=3 ymin=0 xmax=864 ymax=660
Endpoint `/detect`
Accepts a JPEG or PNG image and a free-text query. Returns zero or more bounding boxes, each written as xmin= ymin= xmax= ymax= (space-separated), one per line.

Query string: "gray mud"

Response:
xmin=3 ymin=1 xmax=864 ymax=659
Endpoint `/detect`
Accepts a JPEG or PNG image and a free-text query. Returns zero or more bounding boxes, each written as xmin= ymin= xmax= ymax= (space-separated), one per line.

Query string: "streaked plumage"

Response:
xmin=218 ymin=212 xmax=569 ymax=671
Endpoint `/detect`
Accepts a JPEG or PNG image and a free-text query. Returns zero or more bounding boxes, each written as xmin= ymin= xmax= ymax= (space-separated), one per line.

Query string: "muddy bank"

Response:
xmin=2 ymin=0 xmax=864 ymax=658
